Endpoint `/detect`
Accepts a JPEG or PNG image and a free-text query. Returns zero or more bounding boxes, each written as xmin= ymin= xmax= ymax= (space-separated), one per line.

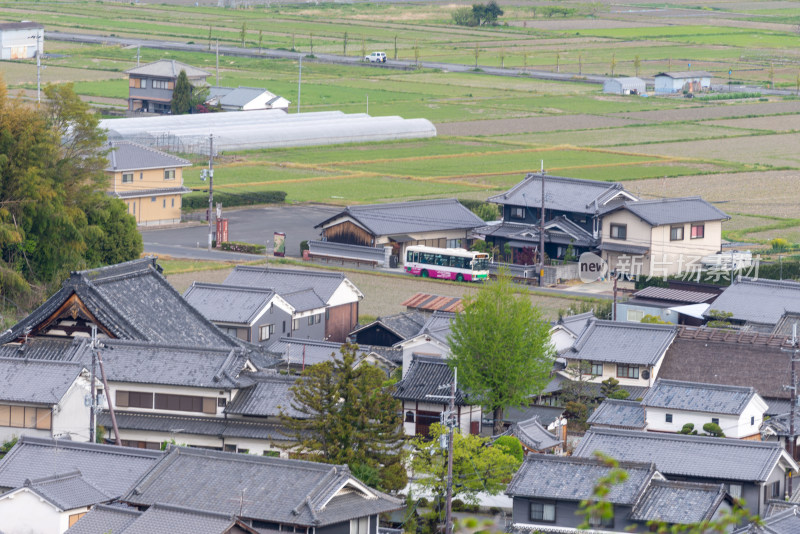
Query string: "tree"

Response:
xmin=610 ymin=52 xmax=617 ymax=76
xmin=600 ymin=377 xmax=629 ymax=400
xmin=703 ymin=422 xmax=725 ymax=437
xmin=452 ymin=7 xmax=477 ymax=27
xmin=634 ymin=54 xmax=641 ymax=77
xmin=471 ymin=1 xmax=504 ymax=26
xmin=448 ymin=271 xmax=554 ymax=434
xmin=410 ymin=423 xmax=521 ymax=517
xmin=706 ymin=309 xmax=734 ymax=329
xmin=278 ymin=344 xmax=407 ymax=492
xmin=560 ymin=361 xmax=598 ymax=431
xmin=240 ymin=21 xmax=247 ymax=47
xmin=641 ymin=314 xmax=669 ymax=324
xmin=0 ymin=437 xmax=17 ymax=460
xmin=170 ymin=70 xmax=193 ymax=115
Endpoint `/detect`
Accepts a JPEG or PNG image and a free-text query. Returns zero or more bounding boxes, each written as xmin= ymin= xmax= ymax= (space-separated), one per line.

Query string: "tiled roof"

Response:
xmin=0 ymin=337 xmax=86 ymax=361
xmin=0 ymin=258 xmax=240 ymax=349
xmin=0 ymin=436 xmax=162 ymax=496
xmin=503 ymin=405 xmax=564 ymax=426
xmin=0 ymin=22 xmax=44 ymax=30
xmin=15 ymin=470 xmax=111 ymax=510
xmin=509 ymin=416 xmax=561 ymax=451
xmin=596 ymin=241 xmax=650 ymax=255
xmin=708 ymin=277 xmax=800 ymax=325
xmin=281 ymin=288 xmax=326 ymax=312
xmin=350 ymin=312 xmax=428 ymax=342
xmin=488 ymin=173 xmax=636 ymax=215
xmin=208 ymin=86 xmax=275 ymax=107
xmin=414 ymin=310 xmax=456 ymax=345
xmin=557 ymin=311 xmax=595 ymax=337
xmin=111 ymin=186 xmax=192 ymax=199
xmin=66 ymin=503 xmax=254 ymax=534
xmin=121 ymin=447 xmax=402 ymax=526
xmin=64 ymin=504 xmax=141 ymax=534
xmin=641 ymin=379 xmax=758 ymax=415
xmin=125 ymin=59 xmax=210 ymax=78
xmin=658 ymin=327 xmax=793 ymax=400
xmin=224 ymin=266 xmax=361 ymax=304
xmin=393 ymin=355 xmax=466 ymax=405
xmin=773 ymin=312 xmax=800 ymax=338
xmin=315 ymin=198 xmax=484 ymax=236
xmin=609 ymin=197 xmax=729 ymax=226
xmin=106 ymin=141 xmax=191 ymax=172
xmin=574 ymin=428 xmax=789 ymax=482
xmin=632 ymin=286 xmax=718 ymax=304
xmin=734 ymin=506 xmax=800 ymax=534
xmin=630 ymin=480 xmax=727 ymax=524
xmin=183 ymin=283 xmax=281 ymax=324
xmin=225 ymin=371 xmax=306 ymax=419
xmin=401 ymin=293 xmax=463 ymax=313
xmin=0 ymin=358 xmax=85 ymax=404
xmin=542 ymin=373 xmax=649 ymax=400
xmin=98 ymin=411 xmax=294 ymax=441
xmin=567 ymin=319 xmax=677 ymax=366
xmin=505 ymin=454 xmax=656 ymax=505
xmin=268 ymin=338 xmax=365 ymax=367
xmin=473 ymin=216 xmax=596 ymax=248
xmin=587 ymin=399 xmax=646 ymax=430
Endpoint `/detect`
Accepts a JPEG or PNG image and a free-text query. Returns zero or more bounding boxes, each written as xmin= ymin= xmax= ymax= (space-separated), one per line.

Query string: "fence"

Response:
xmin=307 ymin=240 xmax=391 ymax=268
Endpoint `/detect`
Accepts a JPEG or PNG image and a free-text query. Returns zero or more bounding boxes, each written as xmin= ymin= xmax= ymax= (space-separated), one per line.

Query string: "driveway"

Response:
xmin=141 ymin=204 xmax=340 ymax=260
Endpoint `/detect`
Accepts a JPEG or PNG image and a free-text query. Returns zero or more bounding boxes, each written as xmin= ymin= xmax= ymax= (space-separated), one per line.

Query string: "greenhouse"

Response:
xmin=99 ymin=110 xmax=436 ymax=154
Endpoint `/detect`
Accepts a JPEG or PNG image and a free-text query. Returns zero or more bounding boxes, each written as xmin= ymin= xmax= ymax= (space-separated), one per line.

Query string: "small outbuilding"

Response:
xmin=603 ymin=77 xmax=646 ymax=95
xmin=0 ymin=22 xmax=43 ymax=60
xmin=654 ymin=71 xmax=712 ymax=94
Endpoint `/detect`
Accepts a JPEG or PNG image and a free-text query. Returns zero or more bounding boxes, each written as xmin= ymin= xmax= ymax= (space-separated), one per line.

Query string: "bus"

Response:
xmin=404 ymin=245 xmax=489 ymax=282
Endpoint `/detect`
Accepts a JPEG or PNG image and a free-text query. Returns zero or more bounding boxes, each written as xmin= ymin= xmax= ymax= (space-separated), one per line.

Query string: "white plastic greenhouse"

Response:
xmin=99 ymin=110 xmax=436 ymax=154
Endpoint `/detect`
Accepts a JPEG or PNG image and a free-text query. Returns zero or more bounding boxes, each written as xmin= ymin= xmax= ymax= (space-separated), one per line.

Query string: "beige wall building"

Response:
xmin=106 ymin=142 xmax=192 ymax=226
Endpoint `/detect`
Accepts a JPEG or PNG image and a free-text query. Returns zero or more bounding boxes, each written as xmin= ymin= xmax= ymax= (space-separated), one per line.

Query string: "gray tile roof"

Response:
xmin=315 ymin=198 xmax=484 ymax=236
xmin=224 ymin=266 xmax=360 ymax=304
xmin=64 ymin=504 xmax=141 ymax=534
xmin=281 ymin=288 xmax=326 ymax=312
xmin=121 ymin=447 xmax=402 ymax=526
xmin=642 ymin=379 xmax=758 ymax=415
xmin=125 ymin=59 xmax=210 ymax=78
xmin=505 ymin=454 xmax=656 ymax=504
xmin=557 ymin=311 xmax=595 ymax=337
xmin=350 ymin=312 xmax=428 ymax=343
xmin=656 ymin=71 xmax=714 ymax=79
xmin=0 ymin=258 xmax=241 ymax=349
xmin=96 ymin=340 xmax=250 ymax=389
xmin=98 ymin=411 xmax=294 ymax=441
xmin=413 ymin=311 xmax=455 ymax=345
xmin=16 ymin=470 xmax=112 ymax=510
xmin=473 ymin=216 xmax=596 ymax=248
xmin=587 ymin=399 xmax=646 ymax=430
xmin=596 ymin=241 xmax=651 ymax=255
xmin=574 ymin=428 xmax=788 ymax=482
xmin=607 ymin=197 xmax=729 ymax=226
xmin=106 ymin=142 xmax=191 ymax=172
xmin=208 ymin=86 xmax=276 ymax=108
xmin=183 ymin=283 xmax=280 ymax=324
xmin=488 ymin=173 xmax=636 ymax=215
xmin=633 ymin=286 xmax=718 ymax=304
xmin=393 ymin=355 xmax=466 ymax=405
xmin=0 ymin=338 xmax=86 ymax=361
xmin=630 ymin=479 xmax=727 ymax=524
xmin=268 ymin=338 xmax=365 ymax=367
xmin=0 ymin=22 xmax=44 ymax=30
xmin=541 ymin=373 xmax=650 ymax=400
xmin=734 ymin=506 xmax=800 ymax=534
xmin=773 ymin=312 xmax=800 ymax=338
xmin=508 ymin=416 xmax=561 ymax=451
xmin=0 ymin=436 xmax=162 ymax=496
xmin=0 ymin=357 xmax=85 ymax=404
xmin=708 ymin=277 xmax=800 ymax=325
xmin=568 ymin=319 xmax=677 ymax=366
xmin=225 ymin=371 xmax=306 ymax=419
xmin=503 ymin=405 xmax=564 ymax=426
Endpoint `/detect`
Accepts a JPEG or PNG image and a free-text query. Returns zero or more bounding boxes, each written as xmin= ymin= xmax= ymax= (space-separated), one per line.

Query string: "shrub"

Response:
xmin=463 ymin=518 xmax=479 ymax=528
xmin=452 ymin=498 xmax=465 ymax=511
xmin=679 ymin=423 xmax=696 ymax=435
xmin=182 ymin=190 xmax=287 ymax=210
xmin=703 ymin=422 xmax=725 ymax=437
xmin=488 ymin=506 xmax=502 ymax=515
xmin=494 ymin=435 xmax=524 ymax=463
xmin=451 ymin=6 xmax=477 ymax=26
xmin=459 ymin=199 xmax=499 ymax=221
xmin=300 ymin=240 xmax=310 ymax=253
xmin=219 ymin=241 xmax=266 ymax=254
xmin=771 ymin=238 xmax=791 ymax=251
xmin=417 ymin=497 xmax=429 ymax=508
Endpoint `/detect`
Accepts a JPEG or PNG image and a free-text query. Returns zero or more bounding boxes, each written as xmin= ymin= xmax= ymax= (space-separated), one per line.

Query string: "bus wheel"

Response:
xmin=421 ymin=270 xmax=429 ymax=278
xmin=456 ymin=274 xmax=464 ymax=282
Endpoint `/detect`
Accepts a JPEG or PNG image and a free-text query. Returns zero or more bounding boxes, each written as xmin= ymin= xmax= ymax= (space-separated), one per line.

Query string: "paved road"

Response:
xmin=141 ymin=204 xmax=339 ymax=260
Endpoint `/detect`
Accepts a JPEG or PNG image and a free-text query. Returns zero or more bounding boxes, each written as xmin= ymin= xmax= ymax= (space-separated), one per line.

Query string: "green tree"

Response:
xmin=493 ymin=435 xmax=523 ymax=462
xmin=706 ymin=309 xmax=734 ymax=329
xmin=448 ymin=271 xmax=554 ymax=434
xmin=703 ymin=422 xmax=725 ymax=437
xmin=410 ymin=423 xmax=521 ymax=511
xmin=634 ymin=54 xmax=641 ymax=77
xmin=240 ymin=21 xmax=247 ymax=47
xmin=452 ymin=7 xmax=477 ymax=26
xmin=0 ymin=437 xmax=17 ymax=459
xmin=170 ymin=70 xmax=193 ymax=115
xmin=600 ymin=377 xmax=629 ymax=400
xmin=560 ymin=360 xmax=598 ymax=431
xmin=472 ymin=0 xmax=504 ymax=26
xmin=641 ymin=314 xmax=669 ymax=324
xmin=278 ymin=344 xmax=407 ymax=492
xmin=82 ymin=196 xmax=143 ymax=267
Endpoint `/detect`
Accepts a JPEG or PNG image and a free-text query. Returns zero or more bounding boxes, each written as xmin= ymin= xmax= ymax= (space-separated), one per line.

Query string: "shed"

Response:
xmin=654 ymin=71 xmax=712 ymax=94
xmin=603 ymin=77 xmax=646 ymax=95
xmin=0 ymin=22 xmax=43 ymax=60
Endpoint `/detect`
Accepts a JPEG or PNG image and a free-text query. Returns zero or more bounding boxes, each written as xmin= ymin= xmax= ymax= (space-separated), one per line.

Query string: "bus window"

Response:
xmin=435 ymin=254 xmax=446 ymax=266
xmin=422 ymin=253 xmax=434 ymax=264
xmin=407 ymin=251 xmax=413 ymax=263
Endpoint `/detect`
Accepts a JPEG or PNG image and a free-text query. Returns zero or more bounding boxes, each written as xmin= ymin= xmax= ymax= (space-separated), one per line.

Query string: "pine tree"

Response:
xmin=170 ymin=70 xmax=192 ymax=115
xmin=278 ymin=344 xmax=407 ymax=491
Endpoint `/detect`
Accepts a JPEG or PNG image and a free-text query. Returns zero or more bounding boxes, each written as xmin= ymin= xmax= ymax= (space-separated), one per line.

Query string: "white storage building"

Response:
xmin=603 ymin=77 xmax=646 ymax=95
xmin=0 ymin=22 xmax=43 ymax=60
xmin=654 ymin=71 xmax=712 ymax=94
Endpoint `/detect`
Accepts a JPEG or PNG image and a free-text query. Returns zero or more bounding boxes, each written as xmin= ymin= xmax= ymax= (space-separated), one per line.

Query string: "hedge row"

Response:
xmin=183 ymin=190 xmax=287 ymax=210
xmin=219 ymin=241 xmax=266 ymax=254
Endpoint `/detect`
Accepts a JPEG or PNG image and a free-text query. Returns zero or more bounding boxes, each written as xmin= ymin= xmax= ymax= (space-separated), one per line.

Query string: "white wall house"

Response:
xmin=0 ymin=22 xmax=43 ymax=60
xmin=654 ymin=71 xmax=712 ymax=94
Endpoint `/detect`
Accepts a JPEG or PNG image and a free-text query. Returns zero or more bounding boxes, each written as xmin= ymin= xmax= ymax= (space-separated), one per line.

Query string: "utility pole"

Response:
xmin=538 ymin=161 xmax=546 ymax=287
xmin=137 ymin=45 xmax=140 ymax=67
xmin=216 ymin=40 xmax=219 ymax=88
xmin=297 ymin=56 xmax=303 ymax=114
xmin=426 ymin=368 xmax=457 ymax=534
xmin=89 ymin=326 xmax=97 ymax=443
xmin=29 ymin=33 xmax=41 ymax=104
xmin=613 ymin=274 xmax=618 ymax=321
xmin=207 ymin=134 xmax=215 ymax=252
xmin=91 ymin=325 xmax=122 ymax=446
xmin=784 ymin=324 xmax=800 ymax=498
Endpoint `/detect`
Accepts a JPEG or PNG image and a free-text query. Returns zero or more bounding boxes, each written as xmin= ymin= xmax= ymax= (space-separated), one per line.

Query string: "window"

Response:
xmin=308 ymin=315 xmax=315 ymax=326
xmin=691 ymin=224 xmax=705 ymax=239
xmin=116 ymin=391 xmax=154 ymax=409
xmin=217 ymin=398 xmax=227 ymax=408
xmin=164 ymin=169 xmax=176 ymax=180
xmin=152 ymin=79 xmax=172 ymax=90
xmin=171 ymin=198 xmax=175 ymax=208
xmin=405 ymin=411 xmax=415 ymax=423
xmin=590 ymin=362 xmax=603 ymax=376
xmin=350 ymin=517 xmax=369 ymax=534
xmin=259 ymin=324 xmax=274 ymax=341
xmin=162 ymin=198 xmax=166 ymax=208
xmin=626 ymin=310 xmax=645 ymax=322
xmin=307 ymin=314 xmax=321 ymax=326
xmin=610 ymin=224 xmax=627 ymax=240
xmin=446 ymin=239 xmax=462 ymax=249
xmin=325 ymin=309 xmax=330 ymax=320
xmin=0 ymin=405 xmax=51 ymax=430
xmin=530 ymin=502 xmax=556 ymax=522
xmin=617 ymin=364 xmax=639 ymax=379
xmin=140 ymin=172 xmax=143 ymax=180
xmin=589 ymin=508 xmax=614 ymax=528
xmin=132 ymin=202 xmax=136 ymax=214
xmin=292 ymin=318 xmax=300 ymax=331
xmin=771 ymin=480 xmax=781 ymax=498
xmin=511 ymin=207 xmax=525 ymax=219
xmin=151 ymin=196 xmax=156 ymax=202
xmin=670 ymin=226 xmax=684 ymax=241
xmin=751 ymin=416 xmax=755 ymax=426
xmin=140 ymin=79 xmax=146 ymax=89
xmin=154 ymin=394 xmax=216 ymax=414
xmin=122 ymin=173 xmax=133 ymax=183
xmin=711 ymin=418 xmax=720 ymax=425
xmin=728 ymin=484 xmax=742 ymax=499
xmin=665 ymin=413 xmax=673 ymax=423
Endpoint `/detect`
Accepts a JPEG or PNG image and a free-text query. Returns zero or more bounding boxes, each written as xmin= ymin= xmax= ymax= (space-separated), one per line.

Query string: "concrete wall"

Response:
xmin=52 ymin=375 xmax=93 ymax=441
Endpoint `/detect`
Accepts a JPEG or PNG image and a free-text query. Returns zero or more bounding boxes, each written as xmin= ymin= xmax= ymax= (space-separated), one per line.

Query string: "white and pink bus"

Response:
xmin=404 ymin=245 xmax=490 ymax=282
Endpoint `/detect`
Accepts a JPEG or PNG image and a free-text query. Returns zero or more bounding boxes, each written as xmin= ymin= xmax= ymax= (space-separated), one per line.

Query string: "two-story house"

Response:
xmin=574 ymin=428 xmax=798 ymax=516
xmin=599 ymin=197 xmax=729 ymax=278
xmin=106 ymin=141 xmax=192 ymax=226
xmin=124 ymin=59 xmax=210 ymax=114
xmin=481 ymin=173 xmax=638 ymax=262
xmin=506 ymin=455 xmax=731 ymax=533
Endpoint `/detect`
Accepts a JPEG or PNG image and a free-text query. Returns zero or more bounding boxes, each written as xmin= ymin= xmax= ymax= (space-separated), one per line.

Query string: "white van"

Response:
xmin=365 ymin=52 xmax=387 ymax=63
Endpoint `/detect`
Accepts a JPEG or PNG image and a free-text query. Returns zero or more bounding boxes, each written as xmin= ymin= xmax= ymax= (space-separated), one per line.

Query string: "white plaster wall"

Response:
xmin=0 ymin=490 xmax=61 ymax=534
xmin=549 ymin=328 xmax=576 ymax=353
xmin=649 ymin=220 xmax=723 ymax=276
xmin=52 ymin=376 xmax=92 ymax=441
xmin=328 ymin=280 xmax=361 ymax=307
xmin=400 ymin=338 xmax=449 ymax=377
xmin=560 ymin=360 xmax=653 ymax=389
xmin=645 ymin=407 xmax=738 ymax=436
xmin=104 ymin=382 xmax=231 ymax=417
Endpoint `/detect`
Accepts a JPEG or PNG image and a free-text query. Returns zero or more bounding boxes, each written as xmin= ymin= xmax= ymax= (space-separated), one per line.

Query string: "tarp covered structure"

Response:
xmin=99 ymin=110 xmax=436 ymax=154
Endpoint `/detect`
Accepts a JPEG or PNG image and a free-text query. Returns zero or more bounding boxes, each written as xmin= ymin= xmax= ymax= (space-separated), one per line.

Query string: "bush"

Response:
xmin=417 ymin=497 xmax=429 ymax=508
xmin=459 ymin=199 xmax=499 ymax=221
xmin=493 ymin=435 xmax=524 ymax=463
xmin=489 ymin=507 xmax=502 ymax=515
xmin=300 ymin=240 xmax=310 ymax=253
xmin=452 ymin=498 xmax=465 ymax=511
xmin=703 ymin=422 xmax=725 ymax=437
xmin=679 ymin=423 xmax=696 ymax=435
xmin=463 ymin=518 xmax=479 ymax=528
xmin=451 ymin=6 xmax=477 ymax=26
xmin=771 ymin=238 xmax=791 ymax=252
xmin=182 ymin=190 xmax=287 ymax=210
xmin=219 ymin=241 xmax=266 ymax=254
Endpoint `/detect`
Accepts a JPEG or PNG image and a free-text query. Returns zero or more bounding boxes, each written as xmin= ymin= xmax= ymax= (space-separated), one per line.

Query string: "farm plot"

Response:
xmin=614 ymin=100 xmax=800 ymax=123
xmin=436 ymin=114 xmax=646 ymax=136
xmin=706 ymin=115 xmax=800 ymax=132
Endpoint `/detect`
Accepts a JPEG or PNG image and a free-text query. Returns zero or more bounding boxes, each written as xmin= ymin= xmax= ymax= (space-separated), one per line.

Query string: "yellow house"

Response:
xmin=106 ymin=142 xmax=192 ymax=226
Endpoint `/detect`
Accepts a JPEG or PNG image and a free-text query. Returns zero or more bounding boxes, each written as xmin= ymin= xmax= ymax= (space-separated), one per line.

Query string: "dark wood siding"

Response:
xmin=352 ymin=325 xmax=403 ymax=347
xmin=326 ymin=302 xmax=358 ymax=343
xmin=322 ymin=221 xmax=374 ymax=247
